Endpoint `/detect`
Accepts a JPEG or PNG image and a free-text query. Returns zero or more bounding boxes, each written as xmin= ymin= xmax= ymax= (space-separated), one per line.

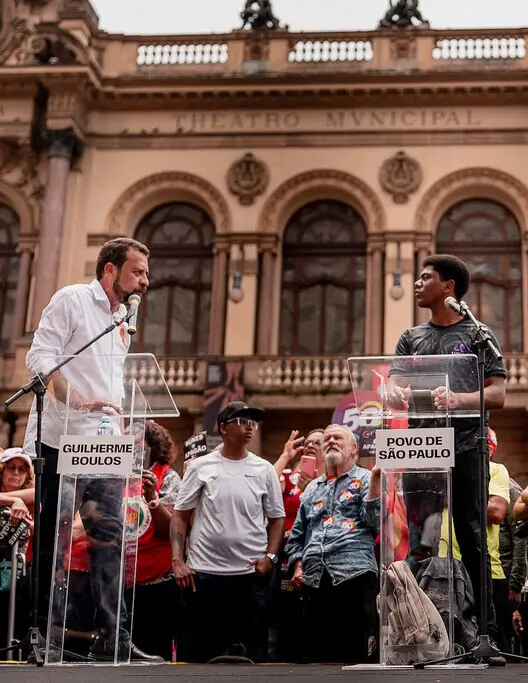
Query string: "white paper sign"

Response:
xmin=375 ymin=428 xmax=455 ymax=469
xmin=58 ymin=436 xmax=135 ymax=476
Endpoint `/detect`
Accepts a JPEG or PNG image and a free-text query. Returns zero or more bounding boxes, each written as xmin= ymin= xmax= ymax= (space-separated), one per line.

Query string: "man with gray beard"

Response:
xmin=286 ymin=425 xmax=380 ymax=663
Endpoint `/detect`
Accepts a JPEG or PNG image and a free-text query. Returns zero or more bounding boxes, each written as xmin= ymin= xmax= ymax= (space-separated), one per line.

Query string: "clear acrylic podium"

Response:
xmin=29 ymin=353 xmax=179 ymax=666
xmin=346 ymin=354 xmax=479 ymax=668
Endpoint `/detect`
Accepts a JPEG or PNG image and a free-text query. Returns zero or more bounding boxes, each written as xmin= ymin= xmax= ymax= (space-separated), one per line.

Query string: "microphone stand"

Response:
xmin=0 ymin=311 xmax=132 ymax=666
xmin=415 ymin=303 xmax=528 ymax=668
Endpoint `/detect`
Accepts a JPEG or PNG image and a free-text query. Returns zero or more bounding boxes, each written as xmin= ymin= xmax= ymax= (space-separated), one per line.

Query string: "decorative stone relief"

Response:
xmin=0 ymin=0 xmax=34 ymax=66
xmin=227 ymin=153 xmax=270 ymax=206
xmin=390 ymin=35 xmax=417 ymax=60
xmin=379 ymin=150 xmax=423 ymax=204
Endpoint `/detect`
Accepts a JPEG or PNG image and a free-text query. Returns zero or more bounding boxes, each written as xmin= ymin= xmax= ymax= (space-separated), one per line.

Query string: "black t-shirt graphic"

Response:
xmin=391 ymin=319 xmax=506 ymax=454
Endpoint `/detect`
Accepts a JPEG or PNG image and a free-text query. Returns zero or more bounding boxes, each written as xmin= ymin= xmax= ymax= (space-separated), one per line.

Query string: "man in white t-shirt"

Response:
xmin=171 ymin=401 xmax=285 ymax=663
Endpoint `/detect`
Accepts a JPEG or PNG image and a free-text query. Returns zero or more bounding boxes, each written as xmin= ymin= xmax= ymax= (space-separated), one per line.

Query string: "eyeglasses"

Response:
xmin=4 ymin=464 xmax=29 ymax=474
xmin=305 ymin=437 xmax=323 ymax=448
xmin=226 ymin=418 xmax=259 ymax=430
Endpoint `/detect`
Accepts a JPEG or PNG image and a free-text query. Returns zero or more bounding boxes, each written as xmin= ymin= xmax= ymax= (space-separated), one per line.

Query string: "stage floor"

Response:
xmin=1 ymin=663 xmax=528 ymax=682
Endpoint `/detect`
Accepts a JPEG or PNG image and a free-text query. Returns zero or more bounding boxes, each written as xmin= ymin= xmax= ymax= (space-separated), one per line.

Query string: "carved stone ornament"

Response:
xmin=390 ymin=35 xmax=417 ymax=60
xmin=227 ymin=153 xmax=270 ymax=206
xmin=0 ymin=140 xmax=21 ymax=176
xmin=13 ymin=147 xmax=45 ymax=207
xmin=0 ymin=1 xmax=33 ymax=66
xmin=379 ymin=151 xmax=423 ymax=204
xmin=244 ymin=31 xmax=269 ymax=61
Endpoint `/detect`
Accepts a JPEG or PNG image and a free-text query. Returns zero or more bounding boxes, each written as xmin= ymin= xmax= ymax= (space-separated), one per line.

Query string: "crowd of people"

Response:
xmin=1 ymin=239 xmax=528 ymax=666
xmin=2 ymin=405 xmax=528 ymax=665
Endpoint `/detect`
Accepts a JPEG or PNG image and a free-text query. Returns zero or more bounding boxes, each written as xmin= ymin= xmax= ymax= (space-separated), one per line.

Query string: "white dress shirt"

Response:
xmin=24 ymin=280 xmax=130 ymax=453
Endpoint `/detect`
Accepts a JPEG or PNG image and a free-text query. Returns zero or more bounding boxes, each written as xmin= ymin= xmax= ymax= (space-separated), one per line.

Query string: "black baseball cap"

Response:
xmin=216 ymin=401 xmax=265 ymax=430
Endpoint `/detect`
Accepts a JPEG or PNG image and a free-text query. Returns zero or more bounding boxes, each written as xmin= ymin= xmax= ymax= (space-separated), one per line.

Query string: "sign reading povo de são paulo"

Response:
xmin=58 ymin=435 xmax=136 ymax=476
xmin=375 ymin=428 xmax=455 ymax=470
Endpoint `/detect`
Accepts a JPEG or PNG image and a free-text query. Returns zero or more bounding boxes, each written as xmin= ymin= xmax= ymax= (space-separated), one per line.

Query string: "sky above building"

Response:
xmin=90 ymin=0 xmax=526 ymax=36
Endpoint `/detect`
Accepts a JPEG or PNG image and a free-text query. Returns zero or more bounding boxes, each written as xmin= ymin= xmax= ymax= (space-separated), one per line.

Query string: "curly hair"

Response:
xmin=144 ymin=421 xmax=177 ymax=466
xmin=0 ymin=461 xmax=35 ymax=492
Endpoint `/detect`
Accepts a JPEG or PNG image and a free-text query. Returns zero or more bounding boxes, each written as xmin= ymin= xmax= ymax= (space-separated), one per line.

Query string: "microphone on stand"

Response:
xmin=127 ymin=294 xmax=142 ymax=336
xmin=444 ymin=296 xmax=465 ymax=316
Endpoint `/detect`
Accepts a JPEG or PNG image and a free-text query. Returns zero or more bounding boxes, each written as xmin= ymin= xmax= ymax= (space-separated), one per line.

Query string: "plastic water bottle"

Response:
xmin=97 ymin=415 xmax=114 ymax=436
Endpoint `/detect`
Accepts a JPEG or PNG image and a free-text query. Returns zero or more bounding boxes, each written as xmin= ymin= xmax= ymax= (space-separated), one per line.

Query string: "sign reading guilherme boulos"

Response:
xmin=375 ymin=428 xmax=455 ymax=470
xmin=58 ymin=436 xmax=135 ymax=476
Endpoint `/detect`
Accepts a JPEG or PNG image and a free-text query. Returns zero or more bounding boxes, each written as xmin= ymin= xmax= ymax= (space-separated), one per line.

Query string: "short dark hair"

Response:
xmin=96 ymin=238 xmax=149 ymax=280
xmin=423 ymin=254 xmax=470 ymax=300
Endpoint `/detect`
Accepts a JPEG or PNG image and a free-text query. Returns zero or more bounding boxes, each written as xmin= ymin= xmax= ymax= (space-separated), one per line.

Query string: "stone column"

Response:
xmin=365 ymin=244 xmax=384 ymax=354
xmin=30 ymin=128 xmax=83 ymax=330
xmin=415 ymin=245 xmax=431 ymax=325
xmin=10 ymin=248 xmax=32 ymax=350
xmin=208 ymin=238 xmax=229 ymax=355
xmin=256 ymin=244 xmax=277 ymax=355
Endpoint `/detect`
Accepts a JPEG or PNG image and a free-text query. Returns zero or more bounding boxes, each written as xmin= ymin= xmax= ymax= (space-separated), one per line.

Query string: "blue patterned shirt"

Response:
xmin=286 ymin=465 xmax=380 ymax=588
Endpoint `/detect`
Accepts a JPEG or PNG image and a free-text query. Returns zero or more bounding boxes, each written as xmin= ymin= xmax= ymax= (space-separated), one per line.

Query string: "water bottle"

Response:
xmin=97 ymin=415 xmax=114 ymax=436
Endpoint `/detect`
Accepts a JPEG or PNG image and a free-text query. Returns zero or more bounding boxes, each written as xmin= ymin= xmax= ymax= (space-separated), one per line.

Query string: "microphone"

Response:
xmin=444 ymin=296 xmax=464 ymax=316
xmin=127 ymin=294 xmax=141 ymax=336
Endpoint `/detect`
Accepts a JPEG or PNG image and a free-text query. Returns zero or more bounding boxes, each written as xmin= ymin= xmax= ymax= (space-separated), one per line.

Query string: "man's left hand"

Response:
xmin=250 ymin=557 xmax=273 ymax=576
xmin=433 ymin=386 xmax=462 ymax=411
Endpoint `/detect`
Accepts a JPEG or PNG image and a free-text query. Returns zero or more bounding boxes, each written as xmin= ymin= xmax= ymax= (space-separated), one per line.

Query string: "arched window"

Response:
xmin=280 ymin=200 xmax=366 ymax=356
xmin=437 ymin=199 xmax=522 ymax=352
xmin=0 ymin=205 xmax=20 ymax=351
xmin=134 ymin=202 xmax=214 ymax=356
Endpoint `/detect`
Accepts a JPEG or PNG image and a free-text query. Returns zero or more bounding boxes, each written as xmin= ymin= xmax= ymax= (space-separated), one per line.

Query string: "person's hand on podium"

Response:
xmin=76 ymin=398 xmax=123 ymax=415
xmin=387 ymin=386 xmax=410 ymax=411
xmin=432 ymin=386 xmax=462 ymax=411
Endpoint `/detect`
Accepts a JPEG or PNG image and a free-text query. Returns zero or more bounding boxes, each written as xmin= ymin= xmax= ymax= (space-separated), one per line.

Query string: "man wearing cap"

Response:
xmin=171 ymin=401 xmax=285 ymax=663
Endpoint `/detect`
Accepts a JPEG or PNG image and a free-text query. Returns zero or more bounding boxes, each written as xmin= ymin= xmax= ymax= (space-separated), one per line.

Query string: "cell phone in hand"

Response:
xmin=300 ymin=455 xmax=316 ymax=478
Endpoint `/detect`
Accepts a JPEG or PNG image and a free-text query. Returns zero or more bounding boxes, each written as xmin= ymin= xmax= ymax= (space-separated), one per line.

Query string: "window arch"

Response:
xmin=0 ymin=204 xmax=20 ymax=351
xmin=437 ymin=198 xmax=522 ymax=352
xmin=134 ymin=202 xmax=214 ymax=356
xmin=279 ymin=200 xmax=366 ymax=356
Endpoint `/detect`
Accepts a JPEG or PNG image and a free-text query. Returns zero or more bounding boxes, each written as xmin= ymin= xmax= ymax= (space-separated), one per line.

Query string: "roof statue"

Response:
xmin=240 ymin=0 xmax=282 ymax=31
xmin=379 ymin=0 xmax=430 ymax=29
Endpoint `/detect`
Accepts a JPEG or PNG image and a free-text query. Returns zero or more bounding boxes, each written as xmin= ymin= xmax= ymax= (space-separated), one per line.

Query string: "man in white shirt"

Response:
xmin=171 ymin=401 xmax=285 ymax=663
xmin=24 ymin=238 xmax=160 ymax=662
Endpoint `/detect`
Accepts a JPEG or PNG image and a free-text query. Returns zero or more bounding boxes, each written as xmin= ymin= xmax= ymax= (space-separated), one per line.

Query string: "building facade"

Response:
xmin=1 ymin=0 xmax=528 ymax=479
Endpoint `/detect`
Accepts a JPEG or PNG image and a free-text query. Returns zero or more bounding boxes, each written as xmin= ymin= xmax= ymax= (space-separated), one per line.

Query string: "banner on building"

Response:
xmin=203 ymin=361 xmax=245 ymax=451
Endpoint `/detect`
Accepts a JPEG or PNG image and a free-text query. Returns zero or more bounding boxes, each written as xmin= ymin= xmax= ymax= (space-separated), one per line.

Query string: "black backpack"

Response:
xmin=415 ymin=555 xmax=479 ymax=653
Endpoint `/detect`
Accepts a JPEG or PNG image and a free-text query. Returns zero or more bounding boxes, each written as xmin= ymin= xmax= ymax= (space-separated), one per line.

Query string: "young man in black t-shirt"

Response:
xmin=389 ymin=254 xmax=506 ymax=640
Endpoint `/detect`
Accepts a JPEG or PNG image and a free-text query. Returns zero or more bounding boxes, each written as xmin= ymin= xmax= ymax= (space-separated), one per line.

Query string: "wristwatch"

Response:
xmin=266 ymin=552 xmax=278 ymax=565
xmin=148 ymin=493 xmax=160 ymax=510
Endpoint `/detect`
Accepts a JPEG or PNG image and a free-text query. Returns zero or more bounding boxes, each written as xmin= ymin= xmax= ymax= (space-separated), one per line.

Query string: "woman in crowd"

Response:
xmin=0 ymin=448 xmax=35 ymax=652
xmin=127 ymin=420 xmax=182 ymax=660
